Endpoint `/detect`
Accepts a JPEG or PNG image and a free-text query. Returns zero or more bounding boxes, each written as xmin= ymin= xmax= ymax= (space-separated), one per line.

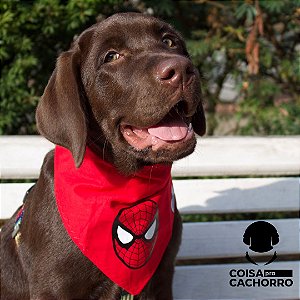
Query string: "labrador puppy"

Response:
xmin=0 ymin=12 xmax=205 ymax=300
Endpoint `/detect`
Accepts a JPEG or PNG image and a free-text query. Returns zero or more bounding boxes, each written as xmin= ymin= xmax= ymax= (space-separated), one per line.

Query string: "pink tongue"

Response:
xmin=148 ymin=118 xmax=188 ymax=141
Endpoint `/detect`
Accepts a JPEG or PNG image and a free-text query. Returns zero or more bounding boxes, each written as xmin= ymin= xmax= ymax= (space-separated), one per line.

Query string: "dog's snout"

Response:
xmin=156 ymin=57 xmax=195 ymax=88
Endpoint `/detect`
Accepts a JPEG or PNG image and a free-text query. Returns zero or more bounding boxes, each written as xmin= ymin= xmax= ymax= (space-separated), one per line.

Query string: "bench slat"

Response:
xmin=1 ymin=183 xmax=35 ymax=218
xmin=1 ymin=178 xmax=299 ymax=219
xmin=0 ymin=136 xmax=52 ymax=179
xmin=178 ymin=219 xmax=299 ymax=260
xmin=173 ymin=136 xmax=300 ymax=177
xmin=1 ymin=136 xmax=300 ymax=179
xmin=174 ymin=261 xmax=299 ymax=299
xmin=174 ymin=177 xmax=299 ymax=214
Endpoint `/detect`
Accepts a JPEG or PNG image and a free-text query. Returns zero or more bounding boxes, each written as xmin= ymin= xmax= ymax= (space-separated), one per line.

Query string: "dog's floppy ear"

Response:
xmin=192 ymin=103 xmax=206 ymax=136
xmin=36 ymin=48 xmax=87 ymax=167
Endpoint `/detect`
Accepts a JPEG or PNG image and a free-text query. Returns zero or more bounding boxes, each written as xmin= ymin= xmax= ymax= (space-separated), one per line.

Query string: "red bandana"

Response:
xmin=54 ymin=146 xmax=175 ymax=295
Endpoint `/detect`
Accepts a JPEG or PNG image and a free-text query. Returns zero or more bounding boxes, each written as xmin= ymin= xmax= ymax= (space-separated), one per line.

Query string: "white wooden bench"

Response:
xmin=1 ymin=136 xmax=299 ymax=299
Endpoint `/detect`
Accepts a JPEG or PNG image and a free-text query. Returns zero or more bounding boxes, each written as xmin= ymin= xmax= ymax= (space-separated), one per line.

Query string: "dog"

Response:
xmin=0 ymin=12 xmax=205 ymax=300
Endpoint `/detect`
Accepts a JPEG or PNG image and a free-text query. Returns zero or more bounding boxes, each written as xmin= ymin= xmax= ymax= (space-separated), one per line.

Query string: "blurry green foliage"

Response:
xmin=170 ymin=0 xmax=300 ymax=135
xmin=1 ymin=0 xmax=299 ymax=135
xmin=0 ymin=0 xmax=123 ymax=134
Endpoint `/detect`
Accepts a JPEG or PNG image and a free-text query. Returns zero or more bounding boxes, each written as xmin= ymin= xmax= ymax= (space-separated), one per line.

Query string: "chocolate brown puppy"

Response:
xmin=0 ymin=13 xmax=205 ymax=300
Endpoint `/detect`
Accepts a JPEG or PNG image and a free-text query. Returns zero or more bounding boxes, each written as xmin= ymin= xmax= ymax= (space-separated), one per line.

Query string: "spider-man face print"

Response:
xmin=112 ymin=200 xmax=159 ymax=269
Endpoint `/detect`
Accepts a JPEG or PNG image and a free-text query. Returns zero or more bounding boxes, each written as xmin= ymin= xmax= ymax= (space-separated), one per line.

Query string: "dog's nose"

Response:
xmin=156 ymin=57 xmax=195 ymax=88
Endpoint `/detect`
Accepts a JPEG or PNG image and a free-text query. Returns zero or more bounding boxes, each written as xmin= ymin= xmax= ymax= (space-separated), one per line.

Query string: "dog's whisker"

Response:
xmin=148 ymin=165 xmax=154 ymax=189
xmin=102 ymin=139 xmax=107 ymax=160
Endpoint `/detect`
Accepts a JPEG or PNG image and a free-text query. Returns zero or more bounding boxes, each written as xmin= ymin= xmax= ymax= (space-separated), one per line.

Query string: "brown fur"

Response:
xmin=1 ymin=13 xmax=205 ymax=300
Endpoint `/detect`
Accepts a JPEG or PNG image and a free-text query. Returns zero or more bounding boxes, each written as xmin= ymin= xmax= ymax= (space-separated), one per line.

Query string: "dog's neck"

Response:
xmin=87 ymin=134 xmax=171 ymax=176
xmin=87 ymin=138 xmax=141 ymax=175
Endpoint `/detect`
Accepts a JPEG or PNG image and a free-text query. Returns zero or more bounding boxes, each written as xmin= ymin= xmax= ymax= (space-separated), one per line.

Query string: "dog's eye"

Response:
xmin=104 ymin=51 xmax=120 ymax=63
xmin=162 ymin=37 xmax=176 ymax=48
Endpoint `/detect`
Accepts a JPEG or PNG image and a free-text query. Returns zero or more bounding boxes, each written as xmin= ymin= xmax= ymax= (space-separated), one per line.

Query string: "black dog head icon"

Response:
xmin=243 ymin=221 xmax=279 ymax=253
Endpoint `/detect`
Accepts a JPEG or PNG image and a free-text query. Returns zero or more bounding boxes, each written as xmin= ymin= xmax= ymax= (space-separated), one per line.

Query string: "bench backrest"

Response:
xmin=1 ymin=136 xmax=299 ymax=299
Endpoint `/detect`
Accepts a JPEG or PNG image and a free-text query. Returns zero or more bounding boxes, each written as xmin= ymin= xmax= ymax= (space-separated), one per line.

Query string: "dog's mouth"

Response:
xmin=120 ymin=101 xmax=194 ymax=151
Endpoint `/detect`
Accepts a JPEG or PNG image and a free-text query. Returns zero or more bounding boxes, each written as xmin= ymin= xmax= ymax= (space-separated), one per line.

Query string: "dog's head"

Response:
xmin=36 ymin=13 xmax=205 ymax=174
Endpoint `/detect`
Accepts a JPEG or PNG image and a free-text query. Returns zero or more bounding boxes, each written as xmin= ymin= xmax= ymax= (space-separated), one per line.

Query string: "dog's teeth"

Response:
xmin=133 ymin=128 xmax=143 ymax=134
xmin=151 ymin=136 xmax=159 ymax=145
xmin=188 ymin=123 xmax=192 ymax=131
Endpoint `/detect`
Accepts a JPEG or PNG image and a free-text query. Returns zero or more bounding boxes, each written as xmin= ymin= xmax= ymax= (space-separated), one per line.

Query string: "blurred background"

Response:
xmin=1 ymin=0 xmax=299 ymax=136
